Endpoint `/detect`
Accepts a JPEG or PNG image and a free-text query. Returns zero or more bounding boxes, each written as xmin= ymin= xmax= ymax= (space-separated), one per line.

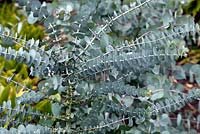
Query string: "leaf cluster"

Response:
xmin=0 ymin=0 xmax=199 ymax=133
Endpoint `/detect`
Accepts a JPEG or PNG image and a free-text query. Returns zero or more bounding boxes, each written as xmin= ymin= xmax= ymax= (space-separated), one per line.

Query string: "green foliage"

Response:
xmin=0 ymin=0 xmax=199 ymax=133
xmin=0 ymin=2 xmax=44 ymax=109
xmin=183 ymin=0 xmax=200 ymax=23
xmin=0 ymin=3 xmax=44 ymax=39
xmin=179 ymin=0 xmax=200 ymax=67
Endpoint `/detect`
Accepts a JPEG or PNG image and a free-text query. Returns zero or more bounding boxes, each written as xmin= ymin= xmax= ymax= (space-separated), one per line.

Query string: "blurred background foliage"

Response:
xmin=178 ymin=0 xmax=200 ymax=65
xmin=0 ymin=2 xmax=44 ymax=108
xmin=183 ymin=0 xmax=200 ymax=23
xmin=0 ymin=3 xmax=44 ymax=39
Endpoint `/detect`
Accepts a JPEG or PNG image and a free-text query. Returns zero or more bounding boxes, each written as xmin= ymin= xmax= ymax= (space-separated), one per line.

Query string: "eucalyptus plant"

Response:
xmin=0 ymin=0 xmax=199 ymax=133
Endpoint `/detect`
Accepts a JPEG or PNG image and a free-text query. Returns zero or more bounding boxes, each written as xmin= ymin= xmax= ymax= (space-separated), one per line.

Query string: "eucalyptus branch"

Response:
xmin=76 ymin=0 xmax=153 ymax=59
